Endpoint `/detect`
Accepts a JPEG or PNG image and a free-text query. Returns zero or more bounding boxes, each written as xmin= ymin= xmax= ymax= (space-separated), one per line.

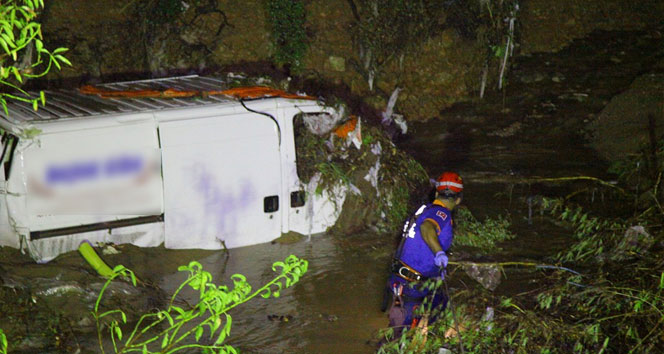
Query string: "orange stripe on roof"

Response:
xmin=78 ymin=85 xmax=316 ymax=101
xmin=218 ymin=86 xmax=316 ymax=100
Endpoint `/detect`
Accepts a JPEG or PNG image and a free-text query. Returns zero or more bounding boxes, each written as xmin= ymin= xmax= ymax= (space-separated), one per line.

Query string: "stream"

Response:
xmin=2 ymin=28 xmax=662 ymax=353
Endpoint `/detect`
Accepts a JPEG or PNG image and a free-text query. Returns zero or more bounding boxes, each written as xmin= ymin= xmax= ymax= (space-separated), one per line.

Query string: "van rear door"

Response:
xmin=23 ymin=119 xmax=163 ymax=235
xmin=158 ymin=111 xmax=282 ymax=249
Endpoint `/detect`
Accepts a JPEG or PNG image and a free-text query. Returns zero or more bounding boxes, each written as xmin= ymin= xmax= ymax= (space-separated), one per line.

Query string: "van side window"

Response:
xmin=0 ymin=133 xmax=18 ymax=179
xmin=293 ymin=112 xmax=331 ymax=183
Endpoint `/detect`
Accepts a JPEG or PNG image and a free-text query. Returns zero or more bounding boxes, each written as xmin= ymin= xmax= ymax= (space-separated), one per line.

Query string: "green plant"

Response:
xmin=0 ymin=328 xmax=6 ymax=354
xmin=529 ymin=194 xmax=664 ymax=352
xmin=315 ymin=161 xmax=351 ymax=195
xmin=454 ymin=207 xmax=516 ymax=251
xmin=93 ymin=255 xmax=308 ymax=353
xmin=608 ymin=136 xmax=664 ymax=216
xmin=265 ymin=0 xmax=308 ymax=71
xmin=0 ymin=0 xmax=70 ymax=115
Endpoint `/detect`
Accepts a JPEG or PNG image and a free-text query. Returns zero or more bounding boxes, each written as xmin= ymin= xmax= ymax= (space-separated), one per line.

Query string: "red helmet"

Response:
xmin=435 ymin=172 xmax=463 ymax=193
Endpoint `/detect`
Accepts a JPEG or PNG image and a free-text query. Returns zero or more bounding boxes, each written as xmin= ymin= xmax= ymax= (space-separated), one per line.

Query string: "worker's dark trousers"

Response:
xmin=386 ymin=274 xmax=448 ymax=329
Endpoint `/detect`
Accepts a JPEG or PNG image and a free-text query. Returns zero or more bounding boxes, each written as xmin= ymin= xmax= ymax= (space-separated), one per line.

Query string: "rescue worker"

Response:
xmin=385 ymin=171 xmax=463 ymax=329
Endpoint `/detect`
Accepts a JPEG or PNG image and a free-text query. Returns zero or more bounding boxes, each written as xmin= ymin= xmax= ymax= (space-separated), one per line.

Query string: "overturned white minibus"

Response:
xmin=0 ymin=75 xmax=346 ymax=262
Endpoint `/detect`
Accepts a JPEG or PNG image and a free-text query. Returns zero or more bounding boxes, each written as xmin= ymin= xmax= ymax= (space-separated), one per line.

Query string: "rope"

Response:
xmin=448 ymin=260 xmax=582 ymax=276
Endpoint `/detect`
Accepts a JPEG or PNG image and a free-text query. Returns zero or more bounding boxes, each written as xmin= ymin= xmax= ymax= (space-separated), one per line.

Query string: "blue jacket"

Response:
xmin=397 ymin=200 xmax=454 ymax=279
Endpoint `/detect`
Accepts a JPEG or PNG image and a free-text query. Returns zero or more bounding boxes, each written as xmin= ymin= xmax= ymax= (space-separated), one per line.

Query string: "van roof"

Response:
xmin=0 ymin=75 xmax=314 ymax=124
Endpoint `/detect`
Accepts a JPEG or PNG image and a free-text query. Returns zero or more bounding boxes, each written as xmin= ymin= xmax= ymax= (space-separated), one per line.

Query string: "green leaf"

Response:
xmin=52 ymin=57 xmax=61 ymax=70
xmin=39 ymin=90 xmax=45 ymax=105
xmin=54 ymin=54 xmax=71 ymax=66
xmin=195 ymin=326 xmax=204 ymax=342
xmin=1 ymin=330 xmax=7 ymax=352
xmin=3 ymin=20 xmax=14 ymax=42
xmin=34 ymin=38 xmax=42 ymax=52
xmin=52 ymin=47 xmax=68 ymax=54
xmin=633 ymin=300 xmax=643 ymax=312
xmin=161 ymin=332 xmax=169 ymax=348
xmin=171 ymin=306 xmax=186 ymax=318
xmin=0 ymin=37 xmax=10 ymax=55
xmin=114 ymin=325 xmax=123 ymax=341
xmin=162 ymin=311 xmax=174 ymax=326
xmin=598 ymin=337 xmax=609 ymax=354
xmin=212 ymin=315 xmax=222 ymax=332
xmin=216 ymin=314 xmax=233 ymax=344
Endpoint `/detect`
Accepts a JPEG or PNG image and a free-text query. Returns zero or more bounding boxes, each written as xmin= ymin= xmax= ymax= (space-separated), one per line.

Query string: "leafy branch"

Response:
xmin=0 ymin=328 xmax=6 ymax=354
xmin=93 ymin=255 xmax=308 ymax=353
xmin=0 ymin=0 xmax=71 ymax=115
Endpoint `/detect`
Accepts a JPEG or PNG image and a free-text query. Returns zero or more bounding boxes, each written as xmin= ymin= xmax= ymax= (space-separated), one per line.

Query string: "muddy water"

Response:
xmin=151 ymin=233 xmax=390 ymax=353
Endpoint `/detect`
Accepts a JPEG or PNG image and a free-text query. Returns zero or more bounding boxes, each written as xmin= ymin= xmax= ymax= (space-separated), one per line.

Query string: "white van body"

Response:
xmin=0 ymin=75 xmax=346 ymax=262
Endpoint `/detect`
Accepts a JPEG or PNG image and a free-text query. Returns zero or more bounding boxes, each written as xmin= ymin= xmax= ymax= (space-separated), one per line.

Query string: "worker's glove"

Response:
xmin=434 ymin=250 xmax=448 ymax=268
xmin=440 ymin=267 xmax=447 ymax=280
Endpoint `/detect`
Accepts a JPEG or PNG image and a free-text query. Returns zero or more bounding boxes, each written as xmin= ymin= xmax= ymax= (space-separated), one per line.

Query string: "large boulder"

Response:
xmin=588 ymin=70 xmax=664 ymax=161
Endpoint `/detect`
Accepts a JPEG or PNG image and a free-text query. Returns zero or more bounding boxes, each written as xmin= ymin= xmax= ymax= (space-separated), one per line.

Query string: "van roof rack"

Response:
xmin=0 ymin=75 xmax=313 ymax=124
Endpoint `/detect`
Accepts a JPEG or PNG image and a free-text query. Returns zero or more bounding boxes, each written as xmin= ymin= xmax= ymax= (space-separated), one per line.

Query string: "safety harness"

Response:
xmin=391 ymin=259 xmax=427 ymax=283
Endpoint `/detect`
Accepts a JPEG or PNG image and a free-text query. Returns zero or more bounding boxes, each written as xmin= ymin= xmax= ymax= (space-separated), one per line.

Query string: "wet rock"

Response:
xmin=101 ymin=244 xmax=121 ymax=255
xmin=463 ymin=264 xmax=501 ymax=291
xmin=16 ymin=335 xmax=53 ymax=352
xmin=613 ymin=226 xmax=653 ymax=260
xmin=319 ymin=313 xmax=338 ymax=322
xmin=487 ymin=122 xmax=522 ymax=137
xmin=328 ymin=56 xmax=346 ymax=72
xmin=588 ymin=73 xmax=664 ymax=161
xmin=267 ymin=314 xmax=293 ymax=322
xmin=77 ymin=316 xmax=94 ymax=328
xmin=35 ymin=281 xmax=86 ymax=297
xmin=551 ymin=73 xmax=566 ymax=82
xmin=519 ymin=71 xmax=545 ymax=84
